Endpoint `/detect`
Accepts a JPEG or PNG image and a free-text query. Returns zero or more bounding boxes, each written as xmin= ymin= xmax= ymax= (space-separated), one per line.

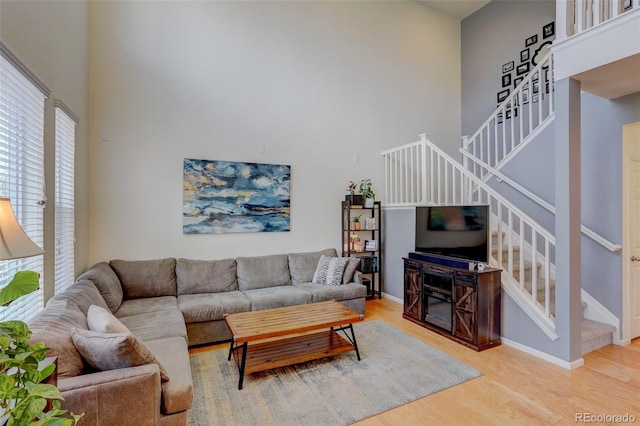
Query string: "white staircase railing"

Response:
xmin=561 ymin=0 xmax=640 ymax=39
xmin=461 ymin=51 xmax=554 ymax=183
xmin=382 ymin=134 xmax=559 ymax=339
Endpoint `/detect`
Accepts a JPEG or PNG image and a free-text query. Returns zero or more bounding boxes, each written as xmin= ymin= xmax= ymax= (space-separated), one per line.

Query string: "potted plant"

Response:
xmin=0 ymin=271 xmax=82 ymax=425
xmin=352 ymin=214 xmax=363 ymax=230
xmin=359 ymin=179 xmax=376 ymax=208
xmin=345 ymin=181 xmax=363 ymax=206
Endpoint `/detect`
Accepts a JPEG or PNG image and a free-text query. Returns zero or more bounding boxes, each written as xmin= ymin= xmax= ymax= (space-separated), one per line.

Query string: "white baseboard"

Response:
xmin=381 ymin=292 xmax=402 ymax=304
xmin=501 ymin=337 xmax=585 ymax=370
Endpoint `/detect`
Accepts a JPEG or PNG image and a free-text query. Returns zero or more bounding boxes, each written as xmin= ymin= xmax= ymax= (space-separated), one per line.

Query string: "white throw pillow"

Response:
xmin=325 ymin=257 xmax=350 ymax=286
xmin=312 ymin=255 xmax=332 ymax=284
xmin=87 ymin=304 xmax=130 ymax=334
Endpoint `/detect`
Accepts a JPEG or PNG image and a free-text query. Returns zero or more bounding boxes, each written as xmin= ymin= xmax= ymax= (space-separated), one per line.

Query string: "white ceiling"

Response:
xmin=417 ymin=0 xmax=491 ymax=20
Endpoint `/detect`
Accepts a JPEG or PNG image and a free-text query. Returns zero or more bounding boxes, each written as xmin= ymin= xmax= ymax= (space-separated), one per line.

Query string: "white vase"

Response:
xmin=364 ymin=198 xmax=374 ymax=208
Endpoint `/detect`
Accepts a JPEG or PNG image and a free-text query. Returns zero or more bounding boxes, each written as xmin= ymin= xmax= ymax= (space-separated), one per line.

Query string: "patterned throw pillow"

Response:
xmin=325 ymin=257 xmax=350 ymax=286
xmin=312 ymin=255 xmax=331 ymax=284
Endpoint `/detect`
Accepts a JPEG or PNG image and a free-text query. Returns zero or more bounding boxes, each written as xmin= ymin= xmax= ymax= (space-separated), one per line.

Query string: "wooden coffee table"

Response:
xmin=224 ymin=300 xmax=364 ymax=389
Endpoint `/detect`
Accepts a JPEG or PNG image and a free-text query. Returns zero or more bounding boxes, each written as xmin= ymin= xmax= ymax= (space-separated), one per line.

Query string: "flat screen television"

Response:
xmin=415 ymin=205 xmax=489 ymax=263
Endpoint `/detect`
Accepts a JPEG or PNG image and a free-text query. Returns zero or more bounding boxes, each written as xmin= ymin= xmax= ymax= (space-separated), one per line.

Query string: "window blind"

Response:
xmin=54 ymin=102 xmax=76 ymax=295
xmin=0 ymin=54 xmax=47 ymax=322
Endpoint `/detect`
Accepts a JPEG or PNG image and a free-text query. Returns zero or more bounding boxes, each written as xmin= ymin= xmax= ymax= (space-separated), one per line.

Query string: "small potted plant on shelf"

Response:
xmin=359 ymin=179 xmax=376 ymax=208
xmin=351 ymin=214 xmax=363 ymax=230
xmin=345 ymin=180 xmax=363 ymax=206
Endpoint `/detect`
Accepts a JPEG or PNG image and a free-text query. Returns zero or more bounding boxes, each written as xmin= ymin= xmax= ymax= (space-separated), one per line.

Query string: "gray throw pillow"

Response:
xmin=342 ymin=257 xmax=361 ymax=284
xmin=71 ymin=328 xmax=169 ymax=381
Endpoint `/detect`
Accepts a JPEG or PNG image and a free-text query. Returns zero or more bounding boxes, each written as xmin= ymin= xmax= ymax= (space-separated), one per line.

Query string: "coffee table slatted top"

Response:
xmin=225 ymin=300 xmax=364 ymax=343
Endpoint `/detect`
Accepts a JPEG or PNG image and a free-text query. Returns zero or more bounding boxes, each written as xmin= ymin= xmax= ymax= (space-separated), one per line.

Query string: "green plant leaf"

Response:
xmin=0 ymin=271 xmax=40 ymax=307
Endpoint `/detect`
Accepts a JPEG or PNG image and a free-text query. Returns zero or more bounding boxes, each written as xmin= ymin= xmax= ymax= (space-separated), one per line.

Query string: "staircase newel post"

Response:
xmin=420 ymin=133 xmax=428 ymax=204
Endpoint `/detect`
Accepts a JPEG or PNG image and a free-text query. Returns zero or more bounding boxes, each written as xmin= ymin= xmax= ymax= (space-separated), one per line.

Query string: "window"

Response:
xmin=54 ymin=101 xmax=77 ymax=295
xmin=0 ymin=43 xmax=49 ymax=321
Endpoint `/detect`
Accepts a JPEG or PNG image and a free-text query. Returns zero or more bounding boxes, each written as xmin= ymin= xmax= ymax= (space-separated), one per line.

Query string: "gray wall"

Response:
xmin=382 ymin=208 xmax=415 ymax=300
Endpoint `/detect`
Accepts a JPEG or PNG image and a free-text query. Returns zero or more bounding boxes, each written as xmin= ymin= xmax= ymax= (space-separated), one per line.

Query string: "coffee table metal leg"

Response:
xmin=333 ymin=323 xmax=361 ymax=361
xmin=227 ymin=339 xmax=235 ymax=361
xmin=347 ymin=324 xmax=361 ymax=361
xmin=238 ymin=342 xmax=248 ymax=390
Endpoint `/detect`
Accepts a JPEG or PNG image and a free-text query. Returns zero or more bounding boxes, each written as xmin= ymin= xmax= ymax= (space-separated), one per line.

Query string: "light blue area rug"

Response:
xmin=188 ymin=320 xmax=481 ymax=425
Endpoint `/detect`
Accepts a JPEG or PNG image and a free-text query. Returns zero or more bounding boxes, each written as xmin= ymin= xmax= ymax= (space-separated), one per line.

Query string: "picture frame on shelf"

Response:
xmin=365 ymin=217 xmax=376 ymax=230
xmin=364 ymin=240 xmax=377 ymax=251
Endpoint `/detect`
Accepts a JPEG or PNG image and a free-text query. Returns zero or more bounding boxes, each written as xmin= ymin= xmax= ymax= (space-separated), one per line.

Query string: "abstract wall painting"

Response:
xmin=183 ymin=159 xmax=291 ymax=234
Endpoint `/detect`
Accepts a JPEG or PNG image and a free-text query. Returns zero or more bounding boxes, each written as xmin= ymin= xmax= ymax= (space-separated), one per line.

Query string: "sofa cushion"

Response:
xmin=76 ymin=262 xmax=123 ymax=312
xmin=110 ymin=258 xmax=177 ymax=299
xmin=236 ymin=254 xmax=290 ymax=291
xmin=28 ymin=300 xmax=88 ymax=379
xmin=178 ymin=291 xmax=251 ymax=323
xmin=115 ymin=296 xmax=179 ymax=318
xmin=176 ymin=258 xmax=237 ymax=295
xmin=293 ymin=282 xmax=367 ymax=303
xmin=70 ymin=329 xmax=169 ymax=381
xmin=47 ymin=280 xmax=109 ymax=315
xmin=87 ymin=305 xmax=129 ymax=334
xmin=145 ymin=337 xmax=193 ymax=414
xmin=242 ymin=286 xmax=312 ymax=311
xmin=117 ymin=309 xmax=188 ymax=344
xmin=287 ymin=248 xmax=337 ymax=284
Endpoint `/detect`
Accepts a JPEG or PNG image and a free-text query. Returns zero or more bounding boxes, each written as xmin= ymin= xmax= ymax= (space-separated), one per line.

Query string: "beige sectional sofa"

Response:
xmin=28 ymin=248 xmax=367 ymax=425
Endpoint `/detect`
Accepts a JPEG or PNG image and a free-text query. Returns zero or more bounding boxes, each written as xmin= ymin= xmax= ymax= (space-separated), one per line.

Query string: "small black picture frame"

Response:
xmin=520 ymin=48 xmax=530 ymax=62
xmin=502 ymin=61 xmax=515 ymax=73
xmin=514 ymin=76 xmax=524 ymax=88
xmin=543 ymin=22 xmax=555 ymax=39
xmin=502 ymin=73 xmax=512 ymax=87
xmin=516 ymin=62 xmax=530 ymax=75
xmin=526 ymin=34 xmax=538 ymax=47
xmin=623 ymin=0 xmax=632 ymax=9
xmin=497 ymin=89 xmax=510 ymax=103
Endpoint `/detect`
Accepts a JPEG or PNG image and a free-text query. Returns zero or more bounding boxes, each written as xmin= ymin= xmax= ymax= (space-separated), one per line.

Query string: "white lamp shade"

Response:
xmin=0 ymin=198 xmax=44 ymax=260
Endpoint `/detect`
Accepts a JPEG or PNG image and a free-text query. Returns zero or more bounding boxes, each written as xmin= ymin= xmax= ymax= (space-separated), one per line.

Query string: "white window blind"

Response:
xmin=54 ymin=102 xmax=76 ymax=295
xmin=0 ymin=50 xmax=48 ymax=322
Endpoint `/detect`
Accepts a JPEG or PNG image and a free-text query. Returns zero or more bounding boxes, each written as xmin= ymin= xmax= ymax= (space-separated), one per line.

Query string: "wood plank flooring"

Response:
xmin=190 ymin=298 xmax=640 ymax=425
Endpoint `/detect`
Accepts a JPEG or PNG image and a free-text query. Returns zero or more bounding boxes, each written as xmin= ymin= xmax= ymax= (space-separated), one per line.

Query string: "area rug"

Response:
xmin=188 ymin=320 xmax=481 ymax=425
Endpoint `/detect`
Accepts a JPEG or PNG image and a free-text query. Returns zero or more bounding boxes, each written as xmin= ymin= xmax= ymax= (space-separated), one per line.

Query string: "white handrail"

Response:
xmin=459 ymin=149 xmax=623 ymax=252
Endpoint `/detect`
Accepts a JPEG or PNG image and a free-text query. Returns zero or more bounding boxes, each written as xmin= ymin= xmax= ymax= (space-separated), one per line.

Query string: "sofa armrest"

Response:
xmin=352 ymin=270 xmax=363 ymax=284
xmin=58 ymin=364 xmax=161 ymax=426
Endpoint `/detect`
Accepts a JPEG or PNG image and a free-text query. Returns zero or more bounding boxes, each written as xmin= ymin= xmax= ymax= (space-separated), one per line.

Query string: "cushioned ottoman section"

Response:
xmin=177 ymin=291 xmax=250 ymax=323
xmin=242 ymin=286 xmax=312 ymax=311
xmin=236 ymin=254 xmax=290 ymax=290
xmin=287 ymin=248 xmax=337 ymax=284
xmin=145 ymin=337 xmax=193 ymax=415
xmin=46 ymin=279 xmax=109 ymax=315
xmin=185 ymin=321 xmax=231 ymax=346
xmin=293 ymin=282 xmax=367 ymax=303
xmin=28 ymin=300 xmax=89 ymax=379
xmin=176 ymin=258 xmax=237 ymax=295
xmin=115 ymin=296 xmax=179 ymax=318
xmin=76 ymin=262 xmax=124 ymax=312
xmin=118 ymin=309 xmax=188 ymax=344
xmin=110 ymin=258 xmax=177 ymax=299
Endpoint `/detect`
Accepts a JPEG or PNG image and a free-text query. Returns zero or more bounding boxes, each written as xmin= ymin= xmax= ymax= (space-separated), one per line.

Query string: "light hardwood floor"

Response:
xmin=191 ymin=298 xmax=640 ymax=425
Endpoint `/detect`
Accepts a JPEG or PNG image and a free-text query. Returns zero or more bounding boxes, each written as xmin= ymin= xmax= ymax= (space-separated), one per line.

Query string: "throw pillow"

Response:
xmin=325 ymin=257 xmax=350 ymax=286
xmin=87 ymin=304 xmax=130 ymax=334
xmin=71 ymin=328 xmax=169 ymax=381
xmin=312 ymin=255 xmax=332 ymax=284
xmin=342 ymin=257 xmax=361 ymax=284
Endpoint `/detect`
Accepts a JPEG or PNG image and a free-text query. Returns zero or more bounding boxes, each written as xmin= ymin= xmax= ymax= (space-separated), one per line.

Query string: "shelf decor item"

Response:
xmin=358 ymin=179 xmax=376 ymax=208
xmin=352 ymin=214 xmax=362 ymax=230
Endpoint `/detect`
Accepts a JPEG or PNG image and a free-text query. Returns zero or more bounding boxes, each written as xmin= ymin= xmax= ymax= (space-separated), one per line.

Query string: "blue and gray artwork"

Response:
xmin=183 ymin=159 xmax=290 ymax=234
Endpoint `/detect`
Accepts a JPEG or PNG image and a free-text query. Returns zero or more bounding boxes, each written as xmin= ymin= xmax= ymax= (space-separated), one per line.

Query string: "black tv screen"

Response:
xmin=415 ymin=205 xmax=489 ymax=263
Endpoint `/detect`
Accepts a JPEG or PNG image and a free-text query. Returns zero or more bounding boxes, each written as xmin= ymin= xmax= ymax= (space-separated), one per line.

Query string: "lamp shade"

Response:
xmin=0 ymin=198 xmax=44 ymax=260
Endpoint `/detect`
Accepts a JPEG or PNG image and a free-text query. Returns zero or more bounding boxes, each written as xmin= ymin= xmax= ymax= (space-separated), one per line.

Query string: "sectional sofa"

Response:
xmin=27 ymin=248 xmax=367 ymax=425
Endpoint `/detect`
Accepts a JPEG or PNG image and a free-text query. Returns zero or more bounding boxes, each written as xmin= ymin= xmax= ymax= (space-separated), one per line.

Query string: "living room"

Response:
xmin=1 ymin=0 xmax=639 ymax=424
